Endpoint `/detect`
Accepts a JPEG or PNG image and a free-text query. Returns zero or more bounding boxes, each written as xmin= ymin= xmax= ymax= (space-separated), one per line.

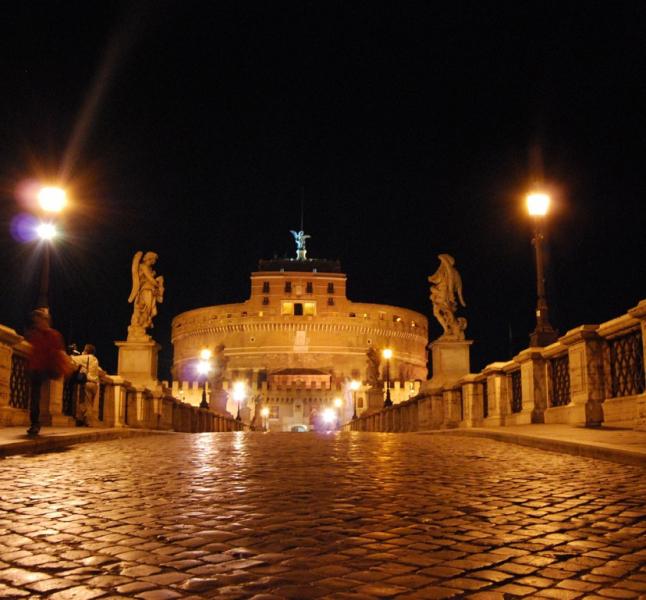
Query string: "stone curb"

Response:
xmin=0 ymin=429 xmax=172 ymax=458
xmin=419 ymin=429 xmax=646 ymax=467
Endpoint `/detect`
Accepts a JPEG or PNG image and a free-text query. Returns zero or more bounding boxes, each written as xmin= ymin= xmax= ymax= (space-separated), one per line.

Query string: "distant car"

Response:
xmin=290 ymin=425 xmax=308 ymax=432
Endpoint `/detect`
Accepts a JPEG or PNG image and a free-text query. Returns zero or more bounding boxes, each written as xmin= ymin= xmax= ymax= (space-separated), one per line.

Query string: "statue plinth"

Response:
xmin=209 ymin=388 xmax=229 ymax=415
xmin=365 ymin=387 xmax=386 ymax=414
xmin=422 ymin=338 xmax=472 ymax=392
xmin=115 ymin=336 xmax=161 ymax=388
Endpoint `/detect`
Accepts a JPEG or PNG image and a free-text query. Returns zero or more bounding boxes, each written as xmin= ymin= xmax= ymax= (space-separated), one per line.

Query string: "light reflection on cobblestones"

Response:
xmin=0 ymin=432 xmax=644 ymax=599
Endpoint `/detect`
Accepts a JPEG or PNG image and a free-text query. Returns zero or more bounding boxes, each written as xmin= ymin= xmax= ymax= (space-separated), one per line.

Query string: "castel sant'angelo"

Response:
xmin=170 ymin=231 xmax=429 ymax=431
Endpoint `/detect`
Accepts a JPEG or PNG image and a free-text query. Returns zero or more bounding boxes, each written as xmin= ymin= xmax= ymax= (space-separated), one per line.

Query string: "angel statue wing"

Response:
xmin=128 ymin=251 xmax=143 ymax=303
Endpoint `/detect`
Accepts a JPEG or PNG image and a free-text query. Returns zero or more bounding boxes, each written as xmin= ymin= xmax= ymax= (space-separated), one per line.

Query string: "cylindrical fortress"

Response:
xmin=171 ymin=258 xmax=429 ymax=429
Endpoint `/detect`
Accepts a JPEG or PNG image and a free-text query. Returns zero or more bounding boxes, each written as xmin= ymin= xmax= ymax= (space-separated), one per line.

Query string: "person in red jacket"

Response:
xmin=26 ymin=309 xmax=67 ymax=436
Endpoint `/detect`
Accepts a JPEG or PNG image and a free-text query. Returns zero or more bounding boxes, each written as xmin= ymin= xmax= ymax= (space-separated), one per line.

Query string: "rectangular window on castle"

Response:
xmin=285 ymin=281 xmax=292 ymax=293
xmin=262 ymin=297 xmax=269 ymax=305
xmin=262 ymin=281 xmax=270 ymax=293
xmin=270 ymin=406 xmax=279 ymax=419
xmin=306 ymin=281 xmax=313 ymax=294
xmin=294 ymin=303 xmax=304 ymax=316
xmin=327 ymin=297 xmax=334 ymax=306
xmin=304 ymin=302 xmax=316 ymax=316
xmin=327 ymin=282 xmax=334 ymax=294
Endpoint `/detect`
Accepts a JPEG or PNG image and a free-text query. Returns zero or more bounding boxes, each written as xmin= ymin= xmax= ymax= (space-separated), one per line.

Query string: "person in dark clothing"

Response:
xmin=25 ymin=309 xmax=67 ymax=436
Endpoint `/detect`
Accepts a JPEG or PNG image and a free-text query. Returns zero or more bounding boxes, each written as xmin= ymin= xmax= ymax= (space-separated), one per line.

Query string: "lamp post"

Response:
xmin=35 ymin=186 xmax=66 ymax=310
xmin=526 ymin=191 xmax=558 ymax=347
xmin=382 ymin=348 xmax=393 ymax=407
xmin=197 ymin=348 xmax=212 ymax=409
xmin=260 ymin=406 xmax=269 ymax=431
xmin=350 ymin=379 xmax=360 ymax=420
xmin=233 ymin=380 xmax=246 ymax=421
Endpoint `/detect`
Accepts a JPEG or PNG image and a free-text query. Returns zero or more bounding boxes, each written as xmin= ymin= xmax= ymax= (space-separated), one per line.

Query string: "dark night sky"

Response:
xmin=1 ymin=1 xmax=645 ymax=379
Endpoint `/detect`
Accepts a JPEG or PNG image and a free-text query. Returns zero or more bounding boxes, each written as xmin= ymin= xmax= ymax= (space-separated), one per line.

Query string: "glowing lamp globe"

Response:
xmin=322 ymin=408 xmax=336 ymax=423
xmin=527 ymin=192 xmax=550 ymax=217
xmin=232 ymin=380 xmax=246 ymax=402
xmin=36 ymin=222 xmax=57 ymax=240
xmin=38 ymin=186 xmax=67 ymax=213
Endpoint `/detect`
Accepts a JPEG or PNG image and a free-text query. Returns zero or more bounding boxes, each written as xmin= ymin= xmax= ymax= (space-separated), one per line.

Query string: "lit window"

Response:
xmin=282 ymin=301 xmax=294 ymax=315
xmin=303 ymin=302 xmax=316 ymax=316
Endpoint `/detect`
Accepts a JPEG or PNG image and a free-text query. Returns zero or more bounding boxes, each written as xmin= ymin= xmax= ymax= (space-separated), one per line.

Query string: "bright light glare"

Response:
xmin=527 ymin=192 xmax=550 ymax=216
xmin=333 ymin=397 xmax=342 ymax=408
xmin=232 ymin=380 xmax=246 ymax=402
xmin=38 ymin=186 xmax=67 ymax=213
xmin=260 ymin=407 xmax=270 ymax=418
xmin=36 ymin=222 xmax=57 ymax=240
xmin=382 ymin=348 xmax=393 ymax=360
xmin=350 ymin=379 xmax=360 ymax=391
xmin=196 ymin=360 xmax=210 ymax=376
xmin=200 ymin=348 xmax=212 ymax=360
xmin=322 ymin=408 xmax=336 ymax=423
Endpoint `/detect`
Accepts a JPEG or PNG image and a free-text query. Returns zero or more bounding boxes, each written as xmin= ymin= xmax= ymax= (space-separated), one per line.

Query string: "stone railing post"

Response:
xmin=442 ymin=386 xmax=462 ymax=428
xmin=482 ymin=362 xmax=509 ymax=426
xmin=0 ymin=326 xmax=27 ymax=426
xmin=513 ymin=349 xmax=548 ymax=424
xmin=626 ymin=300 xmax=646 ymax=431
xmin=460 ymin=375 xmax=481 ymax=427
xmin=559 ymin=325 xmax=605 ymax=426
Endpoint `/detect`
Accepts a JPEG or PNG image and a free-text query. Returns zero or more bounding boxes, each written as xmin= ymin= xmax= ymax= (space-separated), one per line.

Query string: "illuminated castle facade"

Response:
xmin=171 ymin=239 xmax=428 ymax=431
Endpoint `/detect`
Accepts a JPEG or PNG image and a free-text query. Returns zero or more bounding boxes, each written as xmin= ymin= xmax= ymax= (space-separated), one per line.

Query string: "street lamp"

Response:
xmin=197 ymin=348 xmax=212 ymax=409
xmin=350 ymin=379 xmax=360 ymax=419
xmin=232 ymin=380 xmax=246 ymax=421
xmin=260 ymin=406 xmax=270 ymax=431
xmin=526 ymin=191 xmax=558 ymax=347
xmin=382 ymin=348 xmax=393 ymax=407
xmin=35 ymin=185 xmax=66 ymax=310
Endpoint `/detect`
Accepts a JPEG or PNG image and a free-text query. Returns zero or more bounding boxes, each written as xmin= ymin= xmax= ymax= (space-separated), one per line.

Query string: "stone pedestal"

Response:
xmin=115 ymin=336 xmax=160 ymax=388
xmin=423 ymin=339 xmax=472 ymax=391
xmin=209 ymin=388 xmax=229 ymax=415
xmin=365 ymin=388 xmax=385 ymax=414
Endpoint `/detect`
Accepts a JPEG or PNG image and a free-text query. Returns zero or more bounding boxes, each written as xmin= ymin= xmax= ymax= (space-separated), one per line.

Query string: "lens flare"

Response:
xmin=10 ymin=213 xmax=39 ymax=242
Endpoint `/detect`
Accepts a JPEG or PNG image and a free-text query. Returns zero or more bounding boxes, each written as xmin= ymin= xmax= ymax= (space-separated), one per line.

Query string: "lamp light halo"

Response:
xmin=526 ymin=192 xmax=550 ymax=216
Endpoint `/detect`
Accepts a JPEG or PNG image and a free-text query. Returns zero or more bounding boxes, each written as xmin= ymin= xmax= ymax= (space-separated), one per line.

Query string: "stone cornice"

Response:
xmin=558 ymin=324 xmax=600 ymax=347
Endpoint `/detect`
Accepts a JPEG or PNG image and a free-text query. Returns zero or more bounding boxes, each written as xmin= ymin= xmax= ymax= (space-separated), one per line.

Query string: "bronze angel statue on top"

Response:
xmin=128 ymin=251 xmax=164 ymax=332
xmin=290 ymin=229 xmax=311 ymax=260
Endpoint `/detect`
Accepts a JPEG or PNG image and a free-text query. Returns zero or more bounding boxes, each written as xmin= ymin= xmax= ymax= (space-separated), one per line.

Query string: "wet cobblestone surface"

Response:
xmin=0 ymin=431 xmax=645 ymax=599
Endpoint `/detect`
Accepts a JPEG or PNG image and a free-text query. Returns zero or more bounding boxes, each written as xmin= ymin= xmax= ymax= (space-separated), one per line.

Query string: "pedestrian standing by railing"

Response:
xmin=71 ymin=344 xmax=100 ymax=426
xmin=25 ymin=309 xmax=71 ymax=436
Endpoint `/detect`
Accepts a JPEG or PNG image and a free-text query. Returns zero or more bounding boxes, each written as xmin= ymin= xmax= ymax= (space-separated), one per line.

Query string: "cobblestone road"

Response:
xmin=0 ymin=432 xmax=645 ymax=600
